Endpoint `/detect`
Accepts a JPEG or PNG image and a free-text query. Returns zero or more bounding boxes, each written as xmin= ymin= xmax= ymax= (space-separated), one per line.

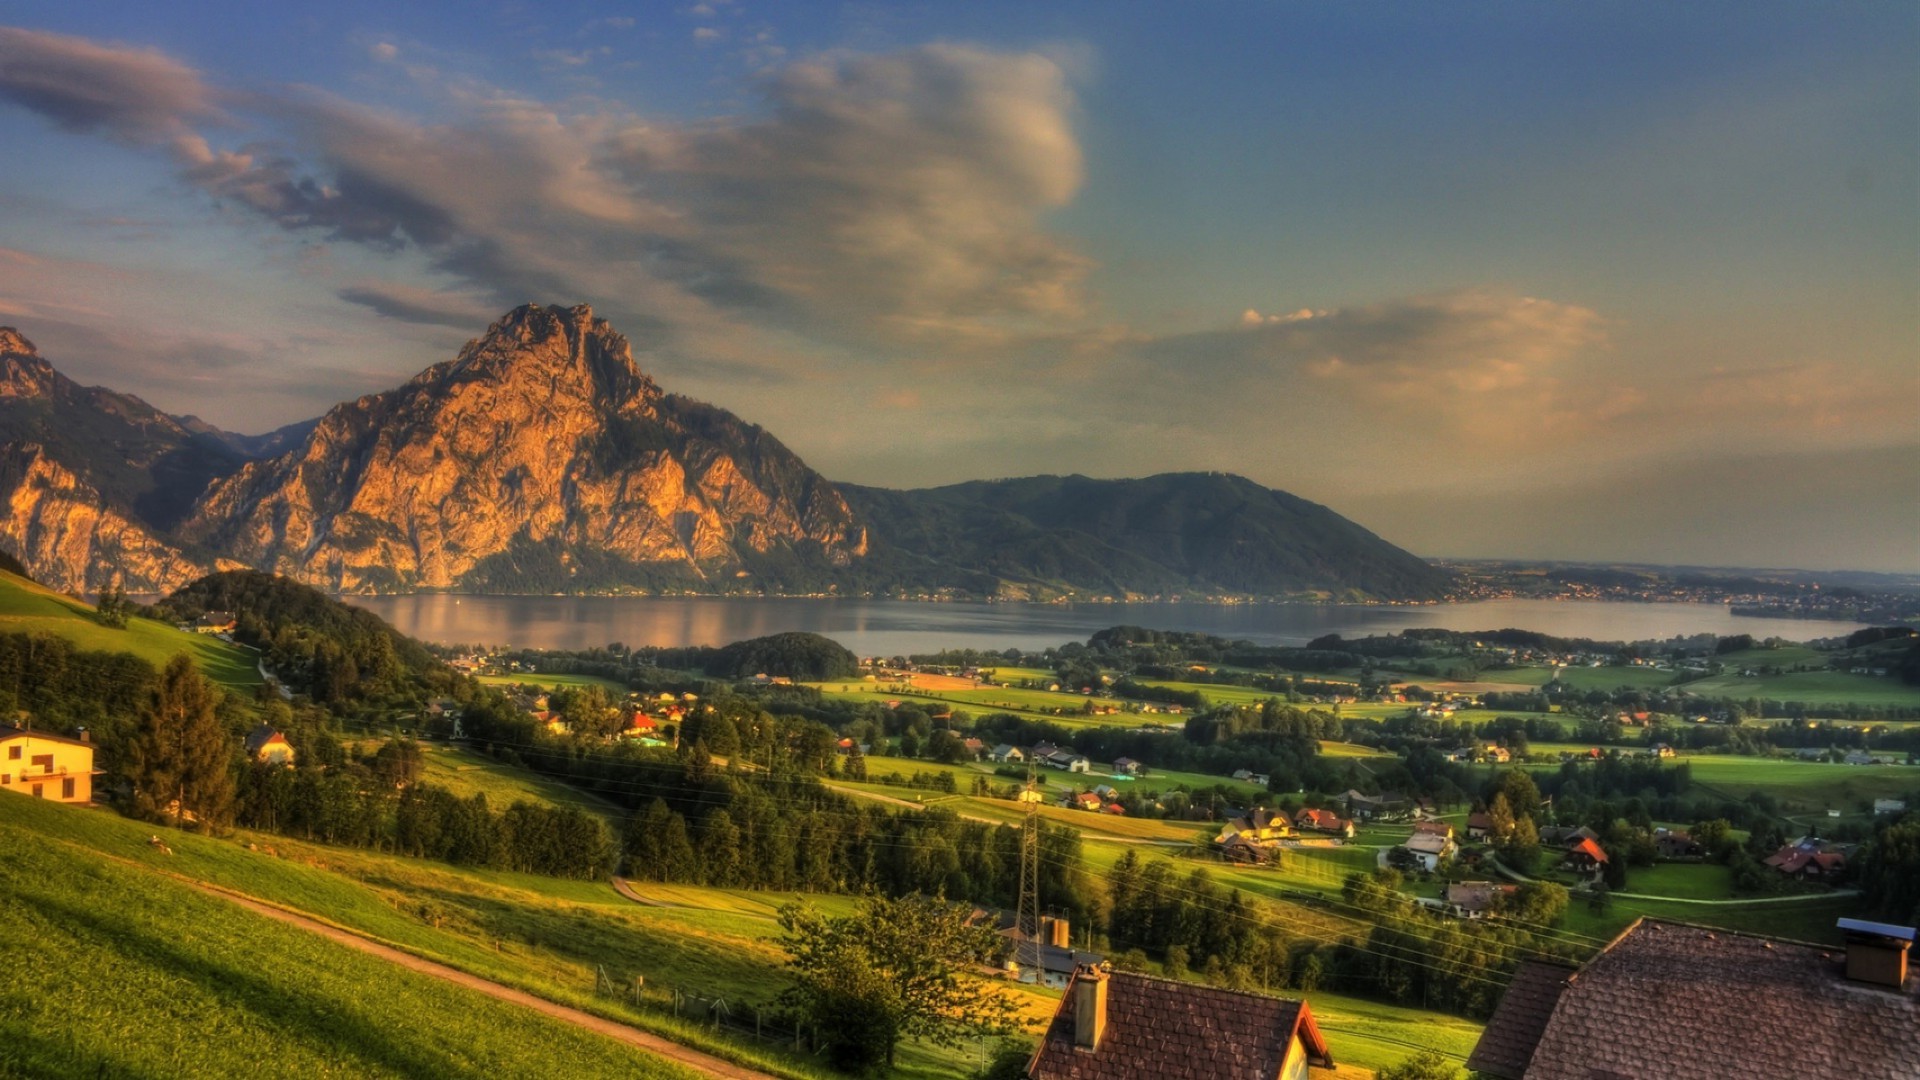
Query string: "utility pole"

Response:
xmin=1015 ymin=757 xmax=1043 ymax=980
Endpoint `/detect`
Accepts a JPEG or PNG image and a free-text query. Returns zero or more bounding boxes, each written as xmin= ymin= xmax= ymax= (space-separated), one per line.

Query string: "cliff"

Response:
xmin=181 ymin=304 xmax=867 ymax=592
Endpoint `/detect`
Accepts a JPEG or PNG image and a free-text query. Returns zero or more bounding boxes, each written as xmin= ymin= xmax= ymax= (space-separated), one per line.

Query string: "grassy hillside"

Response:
xmin=0 ymin=802 xmax=702 ymax=1079
xmin=0 ymin=569 xmax=259 ymax=690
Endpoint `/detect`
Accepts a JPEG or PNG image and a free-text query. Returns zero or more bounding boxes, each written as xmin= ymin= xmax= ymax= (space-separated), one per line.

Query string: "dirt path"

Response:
xmin=184 ymin=880 xmax=780 ymax=1080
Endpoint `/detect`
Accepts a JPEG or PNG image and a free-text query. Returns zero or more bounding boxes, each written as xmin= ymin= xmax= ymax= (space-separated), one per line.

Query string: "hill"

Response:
xmin=846 ymin=473 xmax=1453 ymax=600
xmin=0 ymin=567 xmax=258 ymax=691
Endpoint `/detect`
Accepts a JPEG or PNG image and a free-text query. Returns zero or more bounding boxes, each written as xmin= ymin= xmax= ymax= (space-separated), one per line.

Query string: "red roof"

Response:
xmin=1569 ymin=837 xmax=1609 ymax=864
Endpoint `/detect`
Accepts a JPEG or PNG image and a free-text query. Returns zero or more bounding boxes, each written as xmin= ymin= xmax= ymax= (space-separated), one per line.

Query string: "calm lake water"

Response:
xmin=348 ymin=596 xmax=1873 ymax=657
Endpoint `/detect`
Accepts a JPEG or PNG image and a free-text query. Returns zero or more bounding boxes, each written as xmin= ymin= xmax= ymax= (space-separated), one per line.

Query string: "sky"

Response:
xmin=0 ymin=1 xmax=1913 ymax=572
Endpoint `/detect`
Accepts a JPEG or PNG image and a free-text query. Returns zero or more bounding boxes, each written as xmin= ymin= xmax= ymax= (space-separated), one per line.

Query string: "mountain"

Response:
xmin=180 ymin=304 xmax=866 ymax=593
xmin=845 ymin=473 xmax=1453 ymax=600
xmin=0 ymin=307 xmax=1451 ymax=600
xmin=0 ymin=329 xmax=270 ymax=592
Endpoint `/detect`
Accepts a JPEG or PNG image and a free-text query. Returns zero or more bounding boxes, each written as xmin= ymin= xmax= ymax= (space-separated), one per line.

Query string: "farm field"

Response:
xmin=1501 ymin=661 xmax=1920 ymax=706
xmin=409 ymin=741 xmax=628 ymax=824
xmin=0 ymin=570 xmax=261 ymax=690
xmin=0 ymin=795 xmax=847 ymax=1080
xmin=0 ymin=800 xmax=706 ymax=1080
xmin=479 ymin=671 xmax=631 ymax=694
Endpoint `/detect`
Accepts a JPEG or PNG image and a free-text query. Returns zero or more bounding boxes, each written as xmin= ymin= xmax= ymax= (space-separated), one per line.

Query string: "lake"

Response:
xmin=348 ymin=595 xmax=1874 ymax=657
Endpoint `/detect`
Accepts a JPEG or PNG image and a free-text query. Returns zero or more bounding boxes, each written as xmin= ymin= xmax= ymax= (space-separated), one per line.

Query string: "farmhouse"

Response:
xmin=1027 ymin=964 xmax=1335 ymax=1079
xmin=1403 ymin=830 xmax=1455 ymax=871
xmin=991 ymin=744 xmax=1024 ymax=764
xmin=244 ymin=724 xmax=296 ymax=766
xmin=1653 ymin=828 xmax=1701 ymax=858
xmin=1764 ymin=837 xmax=1846 ymax=880
xmin=1564 ymin=837 xmax=1609 ymax=874
xmin=1111 ymin=756 xmax=1140 ymax=775
xmin=1467 ymin=918 xmax=1919 ymax=1079
xmin=194 ymin=611 xmax=237 ymax=634
xmin=1445 ymin=881 xmax=1516 ymax=918
xmin=1296 ymin=809 xmax=1353 ymax=837
xmin=0 ymin=725 xmax=99 ymax=802
xmin=1215 ymin=807 xmax=1292 ymax=847
xmin=1466 ymin=811 xmax=1495 ymax=841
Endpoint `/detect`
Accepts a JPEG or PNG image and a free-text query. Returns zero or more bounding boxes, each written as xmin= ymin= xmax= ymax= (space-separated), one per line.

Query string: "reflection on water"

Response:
xmin=348 ymin=595 xmax=1871 ymax=657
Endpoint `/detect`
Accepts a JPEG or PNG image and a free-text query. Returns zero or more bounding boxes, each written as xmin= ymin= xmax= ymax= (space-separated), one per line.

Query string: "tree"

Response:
xmin=778 ymin=895 xmax=1020 ymax=1072
xmin=127 ymin=655 xmax=235 ymax=830
xmin=95 ymin=585 xmax=131 ymax=629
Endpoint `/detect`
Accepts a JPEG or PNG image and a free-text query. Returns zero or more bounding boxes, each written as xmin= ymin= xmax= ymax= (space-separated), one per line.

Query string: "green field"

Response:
xmin=1506 ymin=661 xmax=1920 ymax=706
xmin=402 ymin=741 xmax=627 ymax=825
xmin=0 ymin=570 xmax=261 ymax=691
xmin=479 ymin=671 xmax=631 ymax=694
xmin=0 ymin=800 xmax=702 ymax=1080
xmin=0 ymin=795 xmax=855 ymax=1080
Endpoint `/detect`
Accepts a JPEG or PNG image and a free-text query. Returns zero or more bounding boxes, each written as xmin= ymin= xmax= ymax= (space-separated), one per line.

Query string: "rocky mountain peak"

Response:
xmin=438 ymin=302 xmax=658 ymax=411
xmin=0 ymin=328 xmax=59 ymax=398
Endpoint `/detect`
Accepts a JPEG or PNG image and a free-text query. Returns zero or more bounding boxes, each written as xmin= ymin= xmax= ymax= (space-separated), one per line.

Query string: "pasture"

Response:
xmin=0 ymin=570 xmax=260 ymax=690
xmin=0 ymin=800 xmax=705 ymax=1080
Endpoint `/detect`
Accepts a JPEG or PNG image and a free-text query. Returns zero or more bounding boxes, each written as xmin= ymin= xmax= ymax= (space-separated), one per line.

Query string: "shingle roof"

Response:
xmin=1464 ymin=960 xmax=1575 ymax=1078
xmin=1470 ymin=919 xmax=1920 ymax=1080
xmin=1028 ymin=968 xmax=1331 ymax=1080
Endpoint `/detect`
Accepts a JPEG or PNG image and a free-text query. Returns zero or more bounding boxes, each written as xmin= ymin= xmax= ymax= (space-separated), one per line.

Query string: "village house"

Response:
xmin=1467 ymin=918 xmax=1919 ymax=1079
xmin=1070 ymin=791 xmax=1103 ymax=812
xmin=1411 ymin=820 xmax=1455 ymax=842
xmin=991 ymin=744 xmax=1024 ymax=764
xmin=193 ymin=611 xmax=237 ymax=634
xmin=1403 ymin=830 xmax=1455 ymax=871
xmin=1046 ymin=751 xmax=1092 ymax=774
xmin=1764 ymin=837 xmax=1846 ymax=880
xmin=1874 ymin=798 xmax=1908 ymax=816
xmin=1215 ymin=807 xmax=1292 ymax=848
xmin=1296 ymin=808 xmax=1354 ymax=838
xmin=1028 ymin=964 xmax=1335 ymax=1079
xmin=1653 ymin=828 xmax=1702 ymax=859
xmin=1111 ymin=756 xmax=1140 ymax=775
xmin=0 ymin=725 xmax=99 ymax=802
xmin=1231 ymin=768 xmax=1272 ymax=787
xmin=1564 ymin=836 xmax=1609 ymax=875
xmin=244 ymin=724 xmax=296 ymax=767
xmin=1445 ymin=880 xmax=1516 ymax=918
xmin=1466 ymin=811 xmax=1495 ymax=841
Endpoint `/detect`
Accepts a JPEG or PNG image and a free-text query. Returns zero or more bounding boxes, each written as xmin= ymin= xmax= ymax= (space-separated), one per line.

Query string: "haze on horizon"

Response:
xmin=0 ymin=1 xmax=1912 ymax=574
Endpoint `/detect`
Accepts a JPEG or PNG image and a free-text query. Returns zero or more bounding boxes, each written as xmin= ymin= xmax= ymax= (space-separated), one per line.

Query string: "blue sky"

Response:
xmin=0 ymin=1 xmax=1914 ymax=570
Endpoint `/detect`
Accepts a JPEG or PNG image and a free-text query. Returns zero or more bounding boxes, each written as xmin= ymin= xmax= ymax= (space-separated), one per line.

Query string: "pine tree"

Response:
xmin=128 ymin=655 xmax=235 ymax=831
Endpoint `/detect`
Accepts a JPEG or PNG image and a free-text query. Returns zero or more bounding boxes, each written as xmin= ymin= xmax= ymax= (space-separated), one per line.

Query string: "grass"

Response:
xmin=0 ymin=802 xmax=704 ymax=1079
xmin=0 ymin=796 xmax=851 ymax=1080
xmin=479 ymin=672 xmax=631 ymax=695
xmin=1504 ymin=661 xmax=1920 ymax=706
xmin=1616 ymin=862 xmax=1736 ymax=900
xmin=406 ymin=741 xmax=626 ymax=825
xmin=0 ymin=570 xmax=260 ymax=691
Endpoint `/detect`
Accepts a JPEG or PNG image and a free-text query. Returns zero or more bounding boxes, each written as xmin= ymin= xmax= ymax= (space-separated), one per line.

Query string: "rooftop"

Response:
xmin=1468 ymin=919 xmax=1920 ymax=1079
xmin=1028 ymin=967 xmax=1332 ymax=1080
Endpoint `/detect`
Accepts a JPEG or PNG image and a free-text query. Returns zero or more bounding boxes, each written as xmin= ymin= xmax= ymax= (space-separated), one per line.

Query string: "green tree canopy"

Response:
xmin=128 ymin=654 xmax=235 ymax=831
xmin=778 ymin=894 xmax=1020 ymax=1072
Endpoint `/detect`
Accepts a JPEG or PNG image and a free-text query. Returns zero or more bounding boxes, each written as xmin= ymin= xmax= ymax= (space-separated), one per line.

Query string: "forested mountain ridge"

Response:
xmin=844 ymin=473 xmax=1454 ymax=600
xmin=0 ymin=308 xmax=1449 ymax=600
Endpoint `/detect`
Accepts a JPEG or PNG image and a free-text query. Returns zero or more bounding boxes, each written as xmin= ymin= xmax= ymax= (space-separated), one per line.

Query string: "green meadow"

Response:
xmin=0 ymin=802 xmax=703 ymax=1080
xmin=479 ymin=671 xmax=632 ymax=694
xmin=0 ymin=569 xmax=260 ymax=691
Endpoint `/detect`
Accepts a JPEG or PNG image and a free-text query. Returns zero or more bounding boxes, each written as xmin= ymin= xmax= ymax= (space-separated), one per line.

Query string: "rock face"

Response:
xmin=0 ymin=443 xmax=225 ymax=593
xmin=0 ymin=329 xmax=253 ymax=592
xmin=182 ymin=304 xmax=867 ymax=592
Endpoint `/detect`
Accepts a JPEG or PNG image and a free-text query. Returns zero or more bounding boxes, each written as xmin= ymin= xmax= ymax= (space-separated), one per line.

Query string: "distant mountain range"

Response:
xmin=0 ymin=306 xmax=1452 ymax=601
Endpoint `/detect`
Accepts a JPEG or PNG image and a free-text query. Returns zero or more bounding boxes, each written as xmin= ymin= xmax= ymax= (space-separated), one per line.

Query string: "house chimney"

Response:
xmin=75 ymin=727 xmax=89 ymax=744
xmin=1072 ymin=963 xmax=1109 ymax=1051
xmin=1837 ymin=918 xmax=1914 ymax=989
